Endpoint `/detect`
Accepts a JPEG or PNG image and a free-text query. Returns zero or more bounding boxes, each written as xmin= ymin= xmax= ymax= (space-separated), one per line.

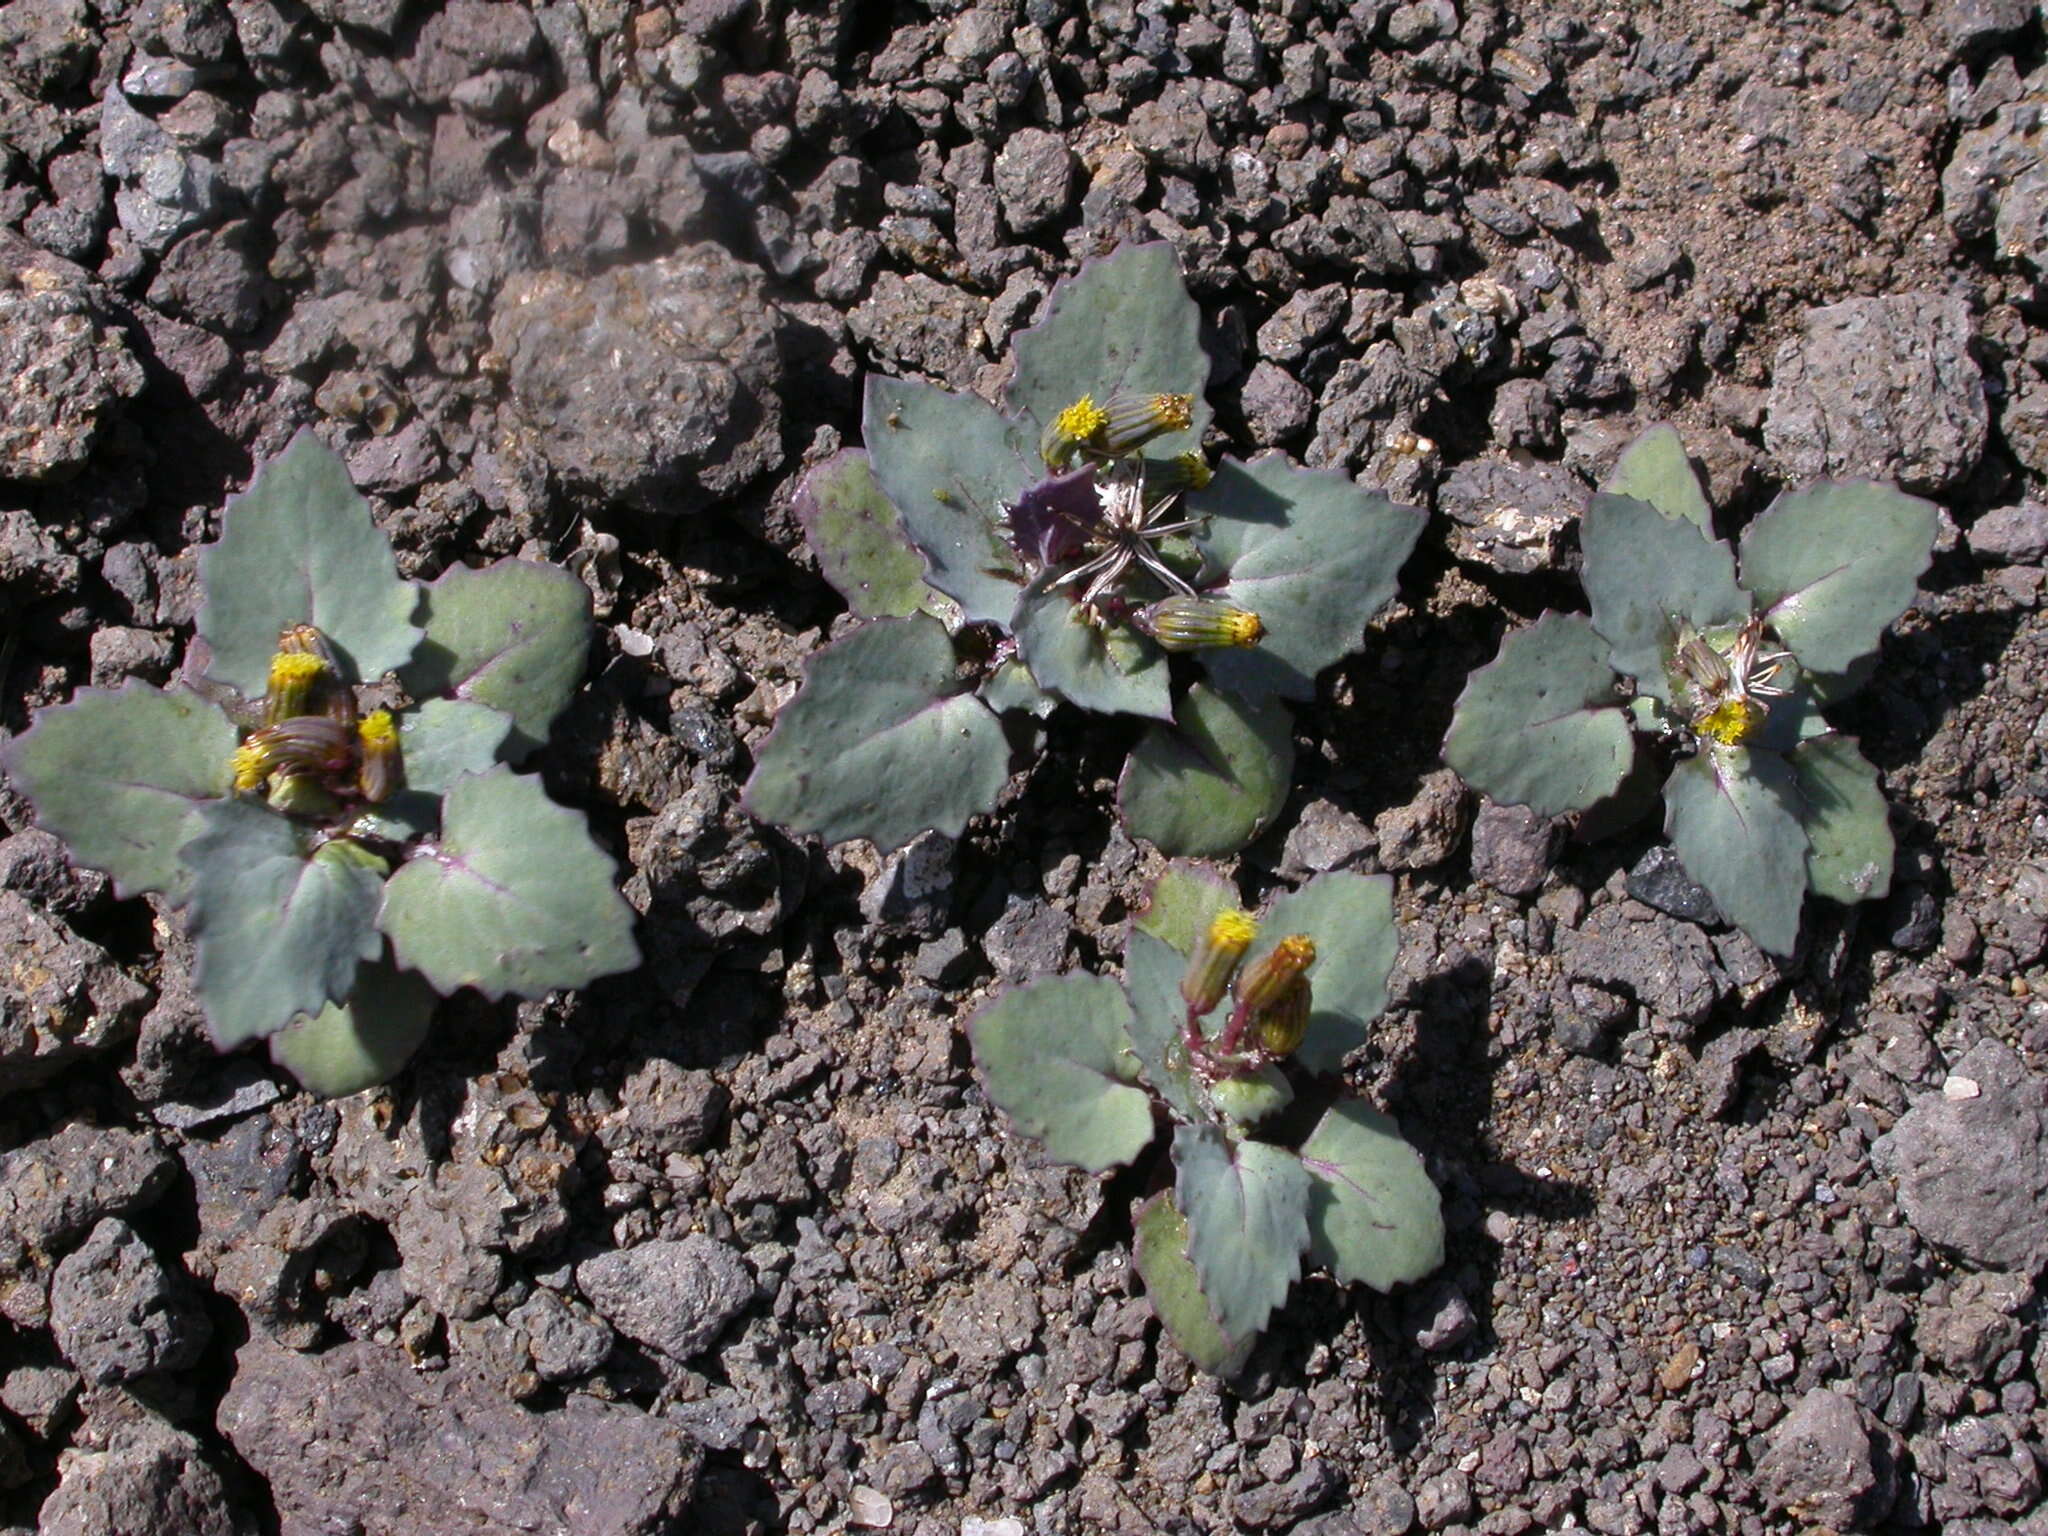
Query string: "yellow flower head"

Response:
xmin=1694 ymin=697 xmax=1767 ymax=747
xmin=356 ymin=710 xmax=402 ymax=803
xmin=1041 ymin=395 xmax=1111 ymax=470
xmin=1181 ymin=906 xmax=1258 ymax=1017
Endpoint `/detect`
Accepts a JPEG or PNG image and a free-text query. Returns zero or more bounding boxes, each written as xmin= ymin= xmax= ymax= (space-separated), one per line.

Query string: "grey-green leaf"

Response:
xmin=862 ymin=375 xmax=1036 ymax=625
xmin=1663 ymin=746 xmax=1809 ymax=957
xmin=1582 ymin=492 xmax=1749 ymax=700
xmin=1299 ymin=1099 xmax=1444 ymax=1291
xmin=1013 ymin=576 xmax=1172 ymax=720
xmin=1174 ymin=1124 xmax=1312 ymax=1343
xmin=268 ymin=954 xmax=439 ymax=1097
xmin=1251 ymin=872 xmax=1398 ymax=1076
xmin=1132 ymin=861 xmax=1239 ymax=954
xmin=1189 ymin=456 xmax=1426 ymax=701
xmin=3 ymin=683 xmax=238 ymax=900
xmin=1007 ymin=242 xmax=1211 ymax=455
xmin=1134 ymin=1192 xmax=1255 ymax=1378
xmin=968 ymin=974 xmax=1156 ymax=1173
xmin=398 ymin=698 xmax=513 ymax=794
xmin=794 ymin=449 xmax=941 ymax=621
xmin=1737 ymin=481 xmax=1937 ymax=677
xmin=1121 ymin=928 xmax=1212 ymax=1123
xmin=1602 ymin=424 xmax=1712 ymax=532
xmin=1791 ymin=734 xmax=1895 ymax=904
xmin=1119 ymin=683 xmax=1293 ymax=856
xmin=198 ymin=428 xmax=422 ymax=694
xmin=378 ymin=766 xmax=641 ymax=999
xmin=1444 ymin=612 xmax=1634 ymax=818
xmin=742 ymin=614 xmax=1010 ymax=852
xmin=980 ymin=657 xmax=1056 ymax=718
xmin=398 ymin=558 xmax=590 ymax=760
xmin=184 ymin=804 xmax=386 ymax=1048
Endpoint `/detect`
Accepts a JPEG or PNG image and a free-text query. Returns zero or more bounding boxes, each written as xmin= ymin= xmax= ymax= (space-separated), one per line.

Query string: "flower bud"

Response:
xmin=1233 ymin=934 xmax=1316 ymax=1016
xmin=231 ymin=716 xmax=356 ymax=794
xmin=1041 ymin=395 xmax=1110 ymax=470
xmin=276 ymin=625 xmax=356 ymax=725
xmin=1252 ymin=975 xmax=1311 ymax=1059
xmin=263 ymin=650 xmax=331 ymax=725
xmin=357 ymin=709 xmax=402 ymax=802
xmin=1095 ymin=392 xmax=1193 ymax=458
xmin=267 ymin=773 xmax=341 ymax=818
xmin=1137 ymin=596 xmax=1264 ymax=651
xmin=1146 ymin=450 xmax=1212 ymax=494
xmin=1181 ymin=908 xmax=1257 ymax=1016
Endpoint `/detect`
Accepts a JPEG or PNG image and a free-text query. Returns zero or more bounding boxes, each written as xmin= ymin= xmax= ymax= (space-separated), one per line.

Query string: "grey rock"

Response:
xmin=1409 ymin=1281 xmax=1477 ymax=1353
xmin=0 ymin=242 xmax=147 ymax=482
xmin=209 ymin=1198 xmax=358 ymax=1349
xmin=489 ymin=246 xmax=784 ymax=513
xmin=405 ymin=0 xmax=541 ymax=103
xmin=1939 ymin=0 xmax=2033 ymax=58
xmin=87 ymin=625 xmax=176 ymax=687
xmin=1763 ymin=292 xmax=1986 ymax=494
xmin=49 ymin=1219 xmax=210 ymax=1385
xmin=992 ymin=128 xmax=1074 ymax=234
xmin=1622 ymin=236 xmax=1686 ymax=290
xmin=1469 ymin=800 xmax=1557 ymax=896
xmin=1465 ymin=189 xmax=1534 ymax=239
xmin=600 ymin=1058 xmax=728 ymax=1158
xmin=1562 ymin=901 xmax=1725 ymax=1025
xmin=1355 ymin=1477 xmax=1418 ymax=1536
xmin=1488 ymin=377 xmax=1560 ymax=452
xmin=1126 ymin=80 xmax=1221 ymax=175
xmin=219 ymin=1332 xmax=700 ymax=1533
xmin=509 ymin=1288 xmax=615 ymax=1382
xmin=1235 ymin=1456 xmax=1340 ymax=1528
xmin=1695 ymin=1027 xmax=1763 ymax=1117
xmin=857 ymin=831 xmax=956 ymax=934
xmin=1279 ymin=798 xmax=1377 ymax=880
xmin=0 ymin=827 xmax=109 ymax=915
xmin=1968 ymin=502 xmax=2048 ymax=564
xmin=1375 ymin=769 xmax=1472 ymax=871
xmin=1754 ymin=1388 xmax=1897 ymax=1531
xmin=38 ymin=1418 xmax=251 ymax=1536
xmin=1415 ymin=1468 xmax=1472 ymax=1529
xmin=1 ymin=1359 xmax=80 ymax=1437
xmin=0 ymin=0 xmax=94 ymax=96
xmin=848 ymin=269 xmax=989 ymax=392
xmin=1917 ymin=1272 xmax=2029 ymax=1378
xmin=146 ymin=220 xmax=267 ymax=333
xmin=981 ymin=894 xmax=1071 ymax=980
xmin=934 ymin=1276 xmax=1040 ymax=1368
xmin=1625 ymin=846 xmax=1719 ymax=923
xmin=577 ymin=1235 xmax=753 ymax=1362
xmin=0 ymin=1122 xmax=175 ymax=1326
xmin=1438 ymin=457 xmax=1581 ymax=574
xmin=1256 ymin=285 xmax=1347 ymax=364
xmin=133 ymin=0 xmax=236 ymax=60
xmin=1875 ymin=1039 xmax=2048 ymax=1269
xmin=1241 ymin=360 xmax=1313 ymax=444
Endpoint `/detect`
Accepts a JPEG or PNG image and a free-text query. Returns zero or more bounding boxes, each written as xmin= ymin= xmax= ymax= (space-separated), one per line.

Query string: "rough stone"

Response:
xmin=0 ymin=241 xmax=147 ymax=482
xmin=38 ymin=1418 xmax=251 ymax=1536
xmin=0 ymin=1124 xmax=177 ymax=1332
xmin=219 ymin=1332 xmax=700 ymax=1533
xmin=1437 ymin=457 xmax=1581 ymax=575
xmin=1917 ymin=1272 xmax=2029 ymax=1378
xmin=1625 ymin=846 xmax=1719 ymax=924
xmin=1374 ymin=769 xmax=1472 ymax=871
xmin=576 ymin=1235 xmax=753 ymax=1363
xmin=1968 ymin=502 xmax=2048 ymax=565
xmin=1562 ymin=901 xmax=1725 ymax=1025
xmin=1875 ymin=1039 xmax=2048 ymax=1269
xmin=1753 ymin=1388 xmax=1896 ymax=1530
xmin=0 ymin=0 xmax=95 ymax=96
xmin=1469 ymin=800 xmax=1557 ymax=896
xmin=992 ymin=128 xmax=1074 ymax=234
xmin=509 ymin=1288 xmax=615 ymax=1382
xmin=980 ymin=894 xmax=1072 ymax=980
xmin=1763 ymin=292 xmax=1987 ymax=494
xmin=1946 ymin=66 xmax=2048 ymax=281
xmin=49 ymin=1219 xmax=211 ymax=1385
xmin=489 ymin=245 xmax=785 ymax=513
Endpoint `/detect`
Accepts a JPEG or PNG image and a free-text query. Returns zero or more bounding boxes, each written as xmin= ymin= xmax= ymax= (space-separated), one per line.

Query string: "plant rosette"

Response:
xmin=1444 ymin=425 xmax=1937 ymax=956
xmin=744 ymin=241 xmax=1425 ymax=860
xmin=967 ymin=861 xmax=1443 ymax=1375
xmin=4 ymin=429 xmax=640 ymax=1096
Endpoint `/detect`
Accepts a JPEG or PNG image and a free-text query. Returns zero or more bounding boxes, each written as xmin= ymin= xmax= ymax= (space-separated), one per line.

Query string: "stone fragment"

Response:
xmin=1754 ymin=1388 xmax=1897 ymax=1530
xmin=576 ymin=1236 xmax=753 ymax=1363
xmin=49 ymin=1219 xmax=210 ymax=1385
xmin=0 ymin=0 xmax=95 ymax=95
xmin=1374 ymin=769 xmax=1472 ymax=871
xmin=1875 ymin=1039 xmax=2048 ymax=1269
xmin=1436 ymin=457 xmax=1581 ymax=575
xmin=0 ymin=1124 xmax=176 ymax=1327
xmin=1561 ymin=902 xmax=1725 ymax=1025
xmin=1469 ymin=800 xmax=1557 ymax=896
xmin=508 ymin=1288 xmax=614 ymax=1382
xmin=1241 ymin=360 xmax=1312 ymax=444
xmin=992 ymin=128 xmax=1074 ymax=234
xmin=1278 ymin=799 xmax=1376 ymax=879
xmin=599 ymin=1058 xmax=728 ymax=1158
xmin=219 ymin=1333 xmax=699 ymax=1534
xmin=38 ymin=1418 xmax=251 ymax=1536
xmin=1625 ymin=846 xmax=1718 ymax=924
xmin=1967 ymin=502 xmax=2048 ymax=564
xmin=489 ymin=245 xmax=784 ymax=512
xmin=1916 ymin=1272 xmax=2029 ymax=1378
xmin=1763 ymin=291 xmax=1986 ymax=494
xmin=0 ymin=239 xmax=147 ymax=482
xmin=1945 ymin=65 xmax=2048 ymax=281
xmin=981 ymin=894 xmax=1072 ymax=980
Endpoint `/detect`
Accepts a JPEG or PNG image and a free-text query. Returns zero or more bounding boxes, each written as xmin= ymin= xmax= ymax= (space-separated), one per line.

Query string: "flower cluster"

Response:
xmin=1179 ymin=909 xmax=1317 ymax=1076
xmin=229 ymin=625 xmax=402 ymax=812
xmin=1671 ymin=615 xmax=1795 ymax=747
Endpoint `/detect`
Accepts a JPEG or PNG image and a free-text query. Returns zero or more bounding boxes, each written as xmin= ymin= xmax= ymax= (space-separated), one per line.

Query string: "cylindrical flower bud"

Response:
xmin=357 ymin=709 xmax=402 ymax=802
xmin=1233 ymin=934 xmax=1316 ymax=1016
xmin=1138 ymin=596 xmax=1265 ymax=652
xmin=277 ymin=625 xmax=357 ymax=726
xmin=1095 ymin=392 xmax=1194 ymax=458
xmin=1252 ymin=975 xmax=1311 ymax=1059
xmin=230 ymin=716 xmax=357 ymax=794
xmin=263 ymin=650 xmax=330 ymax=725
xmin=1041 ymin=395 xmax=1109 ymax=470
xmin=1181 ymin=908 xmax=1257 ymax=1016
xmin=1146 ymin=450 xmax=1212 ymax=494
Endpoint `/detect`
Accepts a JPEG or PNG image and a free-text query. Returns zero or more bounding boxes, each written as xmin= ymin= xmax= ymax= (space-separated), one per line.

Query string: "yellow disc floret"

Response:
xmin=1041 ymin=394 xmax=1111 ymax=470
xmin=357 ymin=709 xmax=398 ymax=749
xmin=356 ymin=709 xmax=402 ymax=803
xmin=264 ymin=649 xmax=330 ymax=724
xmin=1181 ymin=907 xmax=1258 ymax=1016
xmin=1694 ymin=698 xmax=1766 ymax=747
xmin=231 ymin=740 xmax=271 ymax=792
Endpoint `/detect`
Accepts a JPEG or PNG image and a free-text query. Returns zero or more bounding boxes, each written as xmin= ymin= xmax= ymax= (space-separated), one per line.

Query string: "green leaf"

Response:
xmin=1174 ymin=1124 xmax=1311 ymax=1343
xmin=1121 ymin=929 xmax=1212 ymax=1123
xmin=1602 ymin=424 xmax=1712 ymax=532
xmin=1132 ymin=861 xmax=1238 ymax=952
xmin=1299 ymin=1099 xmax=1444 ymax=1291
xmin=968 ymin=974 xmax=1157 ymax=1173
xmin=1582 ymin=493 xmax=1749 ymax=700
xmin=862 ymin=376 xmax=1036 ymax=626
xmin=794 ymin=449 xmax=942 ymax=621
xmin=1134 ymin=1192 xmax=1254 ymax=1378
xmin=378 ymin=767 xmax=641 ymax=999
xmin=3 ymin=683 xmax=238 ymax=900
xmin=184 ymin=804 xmax=387 ymax=1048
xmin=268 ymin=954 xmax=439 ymax=1097
xmin=398 ymin=699 xmax=513 ymax=794
xmin=1663 ymin=746 xmax=1809 ymax=957
xmin=198 ymin=428 xmax=422 ymax=695
xmin=398 ymin=559 xmax=590 ymax=760
xmin=1012 ymin=576 xmax=1172 ymax=720
xmin=1251 ymin=872 xmax=1398 ymax=1076
xmin=1443 ymin=612 xmax=1634 ymax=818
xmin=1737 ymin=482 xmax=1938 ymax=677
xmin=979 ymin=657 xmax=1056 ymax=718
xmin=1791 ymin=734 xmax=1895 ymax=904
xmin=1189 ymin=456 xmax=1426 ymax=701
xmin=1119 ymin=683 xmax=1293 ymax=857
xmin=1007 ymin=242 xmax=1211 ymax=457
xmin=742 ymin=614 xmax=1010 ymax=852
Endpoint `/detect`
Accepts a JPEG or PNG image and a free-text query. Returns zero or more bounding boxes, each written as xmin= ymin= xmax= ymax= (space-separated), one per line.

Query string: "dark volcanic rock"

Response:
xmin=489 ymin=245 xmax=785 ymax=513
xmin=49 ymin=1218 xmax=211 ymax=1384
xmin=1469 ymin=800 xmax=1557 ymax=895
xmin=1754 ymin=1388 xmax=1897 ymax=1530
xmin=38 ymin=1417 xmax=252 ymax=1536
xmin=0 ymin=239 xmax=147 ymax=482
xmin=220 ymin=1333 xmax=700 ymax=1533
xmin=1561 ymin=901 xmax=1725 ymax=1025
xmin=576 ymin=1235 xmax=753 ymax=1363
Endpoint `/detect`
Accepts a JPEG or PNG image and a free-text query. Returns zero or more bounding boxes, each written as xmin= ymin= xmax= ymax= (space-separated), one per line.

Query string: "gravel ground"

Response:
xmin=4 ymin=0 xmax=2048 ymax=1532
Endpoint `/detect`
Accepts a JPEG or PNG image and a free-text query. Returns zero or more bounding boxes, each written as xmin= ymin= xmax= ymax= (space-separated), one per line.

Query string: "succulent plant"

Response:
xmin=745 ymin=242 xmax=1424 ymax=859
xmin=969 ymin=862 xmax=1443 ymax=1374
xmin=4 ymin=430 xmax=640 ymax=1096
xmin=1444 ymin=425 xmax=1937 ymax=956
